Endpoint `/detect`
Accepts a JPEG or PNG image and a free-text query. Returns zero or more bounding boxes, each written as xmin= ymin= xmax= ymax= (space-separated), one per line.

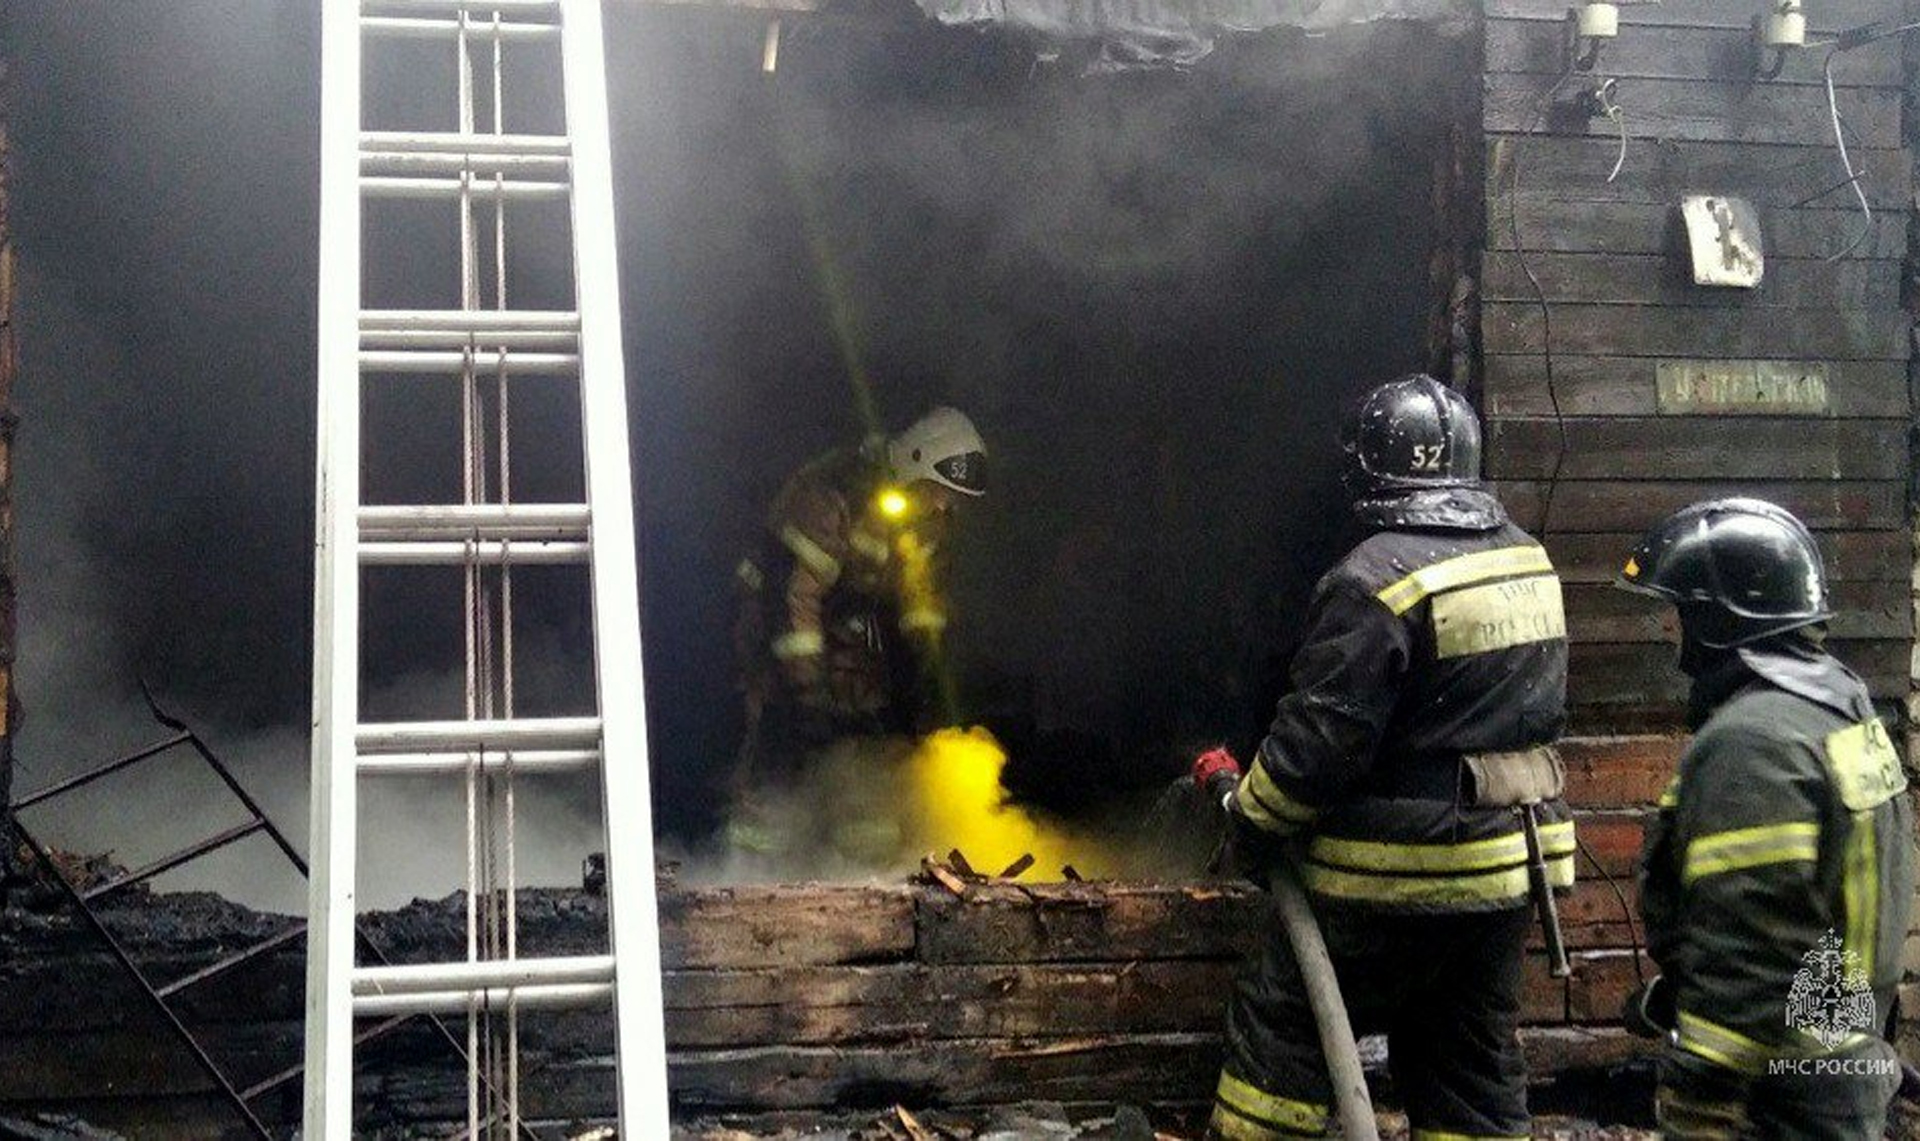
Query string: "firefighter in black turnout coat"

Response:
xmin=1206 ymin=375 xmax=1572 ymax=1141
xmin=1620 ymin=499 xmax=1914 ymax=1140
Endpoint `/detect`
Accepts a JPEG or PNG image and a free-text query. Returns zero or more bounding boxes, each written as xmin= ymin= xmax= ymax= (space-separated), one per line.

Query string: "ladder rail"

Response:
xmin=305 ymin=0 xmax=365 ymax=1132
xmin=556 ymin=0 xmax=672 ymax=1126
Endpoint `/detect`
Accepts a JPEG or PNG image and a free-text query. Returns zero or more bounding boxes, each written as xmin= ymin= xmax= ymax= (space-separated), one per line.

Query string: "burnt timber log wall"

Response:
xmin=1473 ymin=0 xmax=1920 ymax=1089
xmin=0 ymin=870 xmax=1658 ymax=1135
xmin=1475 ymin=0 xmax=1917 ymax=729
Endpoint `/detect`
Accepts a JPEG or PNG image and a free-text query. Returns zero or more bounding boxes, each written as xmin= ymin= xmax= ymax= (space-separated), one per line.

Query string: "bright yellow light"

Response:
xmin=877 ymin=488 xmax=910 ymax=520
xmin=901 ymin=727 xmax=1110 ymax=879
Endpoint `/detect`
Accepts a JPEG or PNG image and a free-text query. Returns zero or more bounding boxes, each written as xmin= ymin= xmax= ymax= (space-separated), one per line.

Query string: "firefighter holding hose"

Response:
xmin=1197 ymin=375 xmax=1572 ymax=1141
xmin=1618 ymin=499 xmax=1914 ymax=1139
xmin=729 ymin=407 xmax=987 ymax=851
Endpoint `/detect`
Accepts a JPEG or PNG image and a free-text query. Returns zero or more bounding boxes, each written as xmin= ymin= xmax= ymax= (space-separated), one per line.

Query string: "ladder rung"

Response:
xmin=241 ymin=1059 xmax=306 ymax=1103
xmin=361 ymin=330 xmax=579 ymax=351
xmin=360 ymin=176 xmax=569 ymax=201
xmin=361 ymin=132 xmax=570 ymax=157
xmin=359 ymin=540 xmax=591 ymax=567
xmin=353 ymin=954 xmax=615 ymax=997
xmin=157 ymin=923 xmax=309 ymax=999
xmin=359 ymin=749 xmax=601 ymax=776
xmin=358 ymin=503 xmax=590 ymax=542
xmin=11 ymin=731 xmax=193 ymax=810
xmin=362 ymin=151 xmax=569 ymax=176
xmin=239 ymin=1015 xmax=410 ymax=1102
xmin=360 ymin=350 xmax=580 ymax=375
xmin=355 ymin=716 xmax=603 ymax=755
xmin=364 ymin=0 xmax=559 ymax=12
xmin=362 ymin=308 xmax=578 ymax=331
xmin=83 ymin=820 xmax=269 ymax=902
xmin=354 ymin=982 xmax=615 ymax=1018
xmin=360 ymin=15 xmax=560 ymax=40
xmin=360 ymin=309 xmax=580 ymax=351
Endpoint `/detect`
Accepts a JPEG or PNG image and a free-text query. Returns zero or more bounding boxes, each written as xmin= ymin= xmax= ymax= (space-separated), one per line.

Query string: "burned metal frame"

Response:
xmin=9 ymin=690 xmax=542 ymax=1140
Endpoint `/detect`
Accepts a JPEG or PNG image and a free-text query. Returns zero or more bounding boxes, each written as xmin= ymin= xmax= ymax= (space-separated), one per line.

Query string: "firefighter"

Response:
xmin=1202 ymin=374 xmax=1572 ymax=1141
xmin=730 ymin=407 xmax=987 ymax=824
xmin=1618 ymin=498 xmax=1914 ymax=1139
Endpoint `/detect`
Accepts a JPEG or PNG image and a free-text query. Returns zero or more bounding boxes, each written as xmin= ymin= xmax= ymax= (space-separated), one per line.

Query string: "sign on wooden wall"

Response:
xmin=1654 ymin=360 xmax=1830 ymax=415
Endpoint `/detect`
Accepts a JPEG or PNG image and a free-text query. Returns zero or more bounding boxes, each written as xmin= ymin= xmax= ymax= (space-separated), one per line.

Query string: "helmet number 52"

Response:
xmin=1411 ymin=443 xmax=1446 ymax=472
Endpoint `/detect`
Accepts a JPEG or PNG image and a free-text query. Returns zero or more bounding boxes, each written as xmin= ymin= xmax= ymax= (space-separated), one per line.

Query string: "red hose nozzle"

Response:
xmin=1192 ymin=746 xmax=1242 ymax=795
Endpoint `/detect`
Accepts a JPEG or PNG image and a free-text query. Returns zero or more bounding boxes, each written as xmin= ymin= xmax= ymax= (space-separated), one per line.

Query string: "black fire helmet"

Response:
xmin=1616 ymin=497 xmax=1831 ymax=649
xmin=1340 ymin=374 xmax=1484 ymax=495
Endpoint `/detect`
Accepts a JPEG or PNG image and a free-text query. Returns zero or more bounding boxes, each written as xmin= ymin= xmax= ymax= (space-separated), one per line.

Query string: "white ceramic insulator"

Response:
xmin=1764 ymin=10 xmax=1806 ymax=46
xmin=1577 ymin=2 xmax=1619 ymax=37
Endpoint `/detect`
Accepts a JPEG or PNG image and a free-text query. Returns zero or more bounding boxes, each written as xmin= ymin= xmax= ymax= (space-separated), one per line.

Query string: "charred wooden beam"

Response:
xmin=0 ymin=869 xmax=1673 ymax=1125
xmin=0 ymin=57 xmax=17 ymax=897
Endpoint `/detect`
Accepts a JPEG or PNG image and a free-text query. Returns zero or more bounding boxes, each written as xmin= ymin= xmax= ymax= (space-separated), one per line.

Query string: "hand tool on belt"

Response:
xmin=1194 ymin=751 xmax=1381 ymax=1141
xmin=1463 ymin=746 xmax=1571 ymax=979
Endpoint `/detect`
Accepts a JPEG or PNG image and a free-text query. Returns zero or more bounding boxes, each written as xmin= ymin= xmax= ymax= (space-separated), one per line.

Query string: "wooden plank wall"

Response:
xmin=1476 ymin=0 xmax=1916 ymax=728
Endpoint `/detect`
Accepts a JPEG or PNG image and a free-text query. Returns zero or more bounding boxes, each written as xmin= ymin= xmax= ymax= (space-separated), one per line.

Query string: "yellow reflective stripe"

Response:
xmin=1845 ymin=809 xmax=1879 ymax=978
xmin=1681 ymin=822 xmax=1819 ymax=885
xmin=1657 ymin=776 xmax=1680 ymax=809
xmin=1676 ymin=1011 xmax=1770 ymax=1075
xmin=900 ymin=607 xmax=947 ymax=633
xmin=1302 ymin=852 xmax=1572 ymax=906
xmin=1310 ymin=821 xmax=1573 ymax=875
xmin=1375 ymin=546 xmax=1556 ymax=617
xmin=779 ymin=524 xmax=841 ymax=584
xmin=1412 ymin=1131 xmax=1531 ymax=1141
xmin=771 ymin=630 xmax=825 ymax=660
xmin=1209 ymin=1108 xmax=1312 ymax=1141
xmin=1215 ymin=1071 xmax=1328 ymax=1136
xmin=849 ymin=529 xmax=892 ymax=564
xmin=735 ymin=558 xmax=765 ymax=592
xmin=1234 ymin=762 xmax=1320 ymax=834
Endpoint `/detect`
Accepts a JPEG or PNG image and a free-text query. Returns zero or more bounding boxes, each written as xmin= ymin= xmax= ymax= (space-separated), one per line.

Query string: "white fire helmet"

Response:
xmin=887 ymin=407 xmax=987 ymax=497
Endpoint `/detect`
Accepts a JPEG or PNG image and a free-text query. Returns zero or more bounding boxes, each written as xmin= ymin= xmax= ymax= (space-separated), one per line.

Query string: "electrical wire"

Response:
xmin=1597 ymin=81 xmax=1627 ymax=185
xmin=1504 ymin=65 xmax=1580 ymax=537
xmin=1821 ymin=47 xmax=1872 ymax=261
xmin=1813 ymin=20 xmax=1920 ymax=260
xmin=1576 ymin=832 xmax=1646 ymax=987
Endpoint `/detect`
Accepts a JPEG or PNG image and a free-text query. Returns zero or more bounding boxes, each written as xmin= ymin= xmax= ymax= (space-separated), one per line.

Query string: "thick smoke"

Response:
xmin=3 ymin=2 xmax=1467 ymax=905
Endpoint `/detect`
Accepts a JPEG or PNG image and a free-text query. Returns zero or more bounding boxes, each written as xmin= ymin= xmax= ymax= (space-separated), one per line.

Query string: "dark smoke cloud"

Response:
xmin=2 ymin=1 xmax=1465 ymax=904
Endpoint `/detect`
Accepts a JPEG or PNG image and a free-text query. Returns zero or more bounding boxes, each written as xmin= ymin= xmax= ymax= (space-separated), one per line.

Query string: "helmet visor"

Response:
xmin=934 ymin=451 xmax=988 ymax=494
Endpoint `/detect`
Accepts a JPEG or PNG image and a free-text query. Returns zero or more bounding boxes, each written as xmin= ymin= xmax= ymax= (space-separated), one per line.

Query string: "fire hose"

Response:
xmin=1195 ymin=753 xmax=1380 ymax=1141
xmin=1265 ymin=858 xmax=1381 ymax=1141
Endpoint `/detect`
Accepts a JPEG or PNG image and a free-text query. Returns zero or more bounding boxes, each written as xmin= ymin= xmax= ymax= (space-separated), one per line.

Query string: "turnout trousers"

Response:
xmin=1655 ymin=1042 xmax=1901 ymax=1141
xmin=1210 ymin=905 xmax=1531 ymax=1141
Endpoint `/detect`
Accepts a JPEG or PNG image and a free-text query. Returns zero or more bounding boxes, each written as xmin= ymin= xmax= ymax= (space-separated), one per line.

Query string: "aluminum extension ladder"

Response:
xmin=307 ymin=0 xmax=668 ymax=1136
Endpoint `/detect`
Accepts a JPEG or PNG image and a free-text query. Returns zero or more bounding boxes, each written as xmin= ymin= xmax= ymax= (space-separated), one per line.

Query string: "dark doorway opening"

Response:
xmin=608 ymin=14 xmax=1476 ymax=835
